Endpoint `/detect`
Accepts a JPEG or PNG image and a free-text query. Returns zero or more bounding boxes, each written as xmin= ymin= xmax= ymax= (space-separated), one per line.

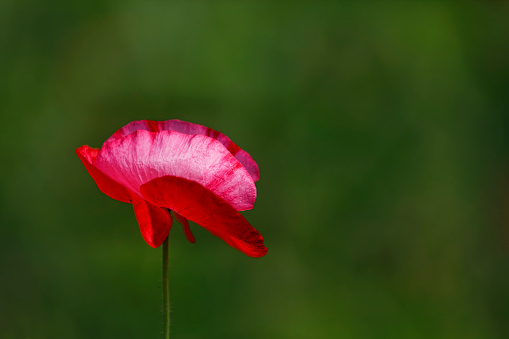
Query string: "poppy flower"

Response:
xmin=76 ymin=119 xmax=267 ymax=258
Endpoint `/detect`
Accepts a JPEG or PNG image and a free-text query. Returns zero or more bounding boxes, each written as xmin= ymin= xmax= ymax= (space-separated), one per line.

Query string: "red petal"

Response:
xmin=76 ymin=145 xmax=132 ymax=203
xmin=130 ymin=193 xmax=172 ymax=248
xmin=95 ymin=129 xmax=256 ymax=211
xmin=232 ymin=149 xmax=259 ymax=182
xmin=172 ymin=211 xmax=195 ymax=243
xmin=140 ymin=175 xmax=267 ymax=258
xmin=105 ymin=119 xmax=260 ymax=182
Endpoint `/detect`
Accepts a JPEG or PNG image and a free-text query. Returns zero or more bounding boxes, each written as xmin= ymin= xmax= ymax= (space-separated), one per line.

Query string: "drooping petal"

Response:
xmin=140 ymin=175 xmax=267 ymax=258
xmin=172 ymin=211 xmax=195 ymax=243
xmin=105 ymin=119 xmax=260 ymax=182
xmin=130 ymin=193 xmax=172 ymax=248
xmin=76 ymin=145 xmax=132 ymax=203
xmin=95 ymin=129 xmax=256 ymax=211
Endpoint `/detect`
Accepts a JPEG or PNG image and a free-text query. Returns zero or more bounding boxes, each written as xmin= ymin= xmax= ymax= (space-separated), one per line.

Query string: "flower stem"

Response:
xmin=162 ymin=236 xmax=170 ymax=339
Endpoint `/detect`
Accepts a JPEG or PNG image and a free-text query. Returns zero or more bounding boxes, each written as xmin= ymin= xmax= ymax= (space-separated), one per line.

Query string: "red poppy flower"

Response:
xmin=76 ymin=120 xmax=267 ymax=258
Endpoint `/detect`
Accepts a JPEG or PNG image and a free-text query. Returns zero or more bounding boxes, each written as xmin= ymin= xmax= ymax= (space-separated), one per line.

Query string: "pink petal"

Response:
xmin=130 ymin=192 xmax=172 ymax=248
xmin=105 ymin=119 xmax=260 ymax=182
xmin=140 ymin=175 xmax=267 ymax=258
xmin=172 ymin=211 xmax=195 ymax=243
xmin=76 ymin=145 xmax=132 ymax=203
xmin=95 ymin=129 xmax=256 ymax=211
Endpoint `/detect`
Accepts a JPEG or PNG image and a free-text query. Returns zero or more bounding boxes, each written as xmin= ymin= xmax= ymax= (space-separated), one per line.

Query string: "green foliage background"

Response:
xmin=1 ymin=2 xmax=509 ymax=338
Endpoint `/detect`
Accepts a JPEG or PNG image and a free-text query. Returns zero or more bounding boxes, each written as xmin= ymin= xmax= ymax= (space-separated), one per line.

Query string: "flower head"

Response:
xmin=77 ymin=120 xmax=267 ymax=258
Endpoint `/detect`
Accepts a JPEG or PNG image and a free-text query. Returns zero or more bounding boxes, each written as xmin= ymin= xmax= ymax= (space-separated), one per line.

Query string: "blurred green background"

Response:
xmin=1 ymin=1 xmax=509 ymax=338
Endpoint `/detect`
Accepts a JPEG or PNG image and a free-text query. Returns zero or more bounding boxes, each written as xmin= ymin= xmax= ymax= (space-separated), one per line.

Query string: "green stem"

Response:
xmin=162 ymin=236 xmax=170 ymax=339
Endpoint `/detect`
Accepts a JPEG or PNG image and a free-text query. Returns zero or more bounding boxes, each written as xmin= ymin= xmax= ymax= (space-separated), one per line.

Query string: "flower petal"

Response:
xmin=140 ymin=175 xmax=267 ymax=258
xmin=130 ymin=193 xmax=172 ymax=248
xmin=172 ymin=211 xmax=195 ymax=243
xmin=76 ymin=145 xmax=132 ymax=203
xmin=105 ymin=119 xmax=260 ymax=181
xmin=95 ymin=129 xmax=256 ymax=211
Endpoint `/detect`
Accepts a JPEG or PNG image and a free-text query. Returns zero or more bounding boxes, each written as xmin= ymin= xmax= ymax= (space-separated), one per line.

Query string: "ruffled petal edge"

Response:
xmin=105 ymin=119 xmax=260 ymax=181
